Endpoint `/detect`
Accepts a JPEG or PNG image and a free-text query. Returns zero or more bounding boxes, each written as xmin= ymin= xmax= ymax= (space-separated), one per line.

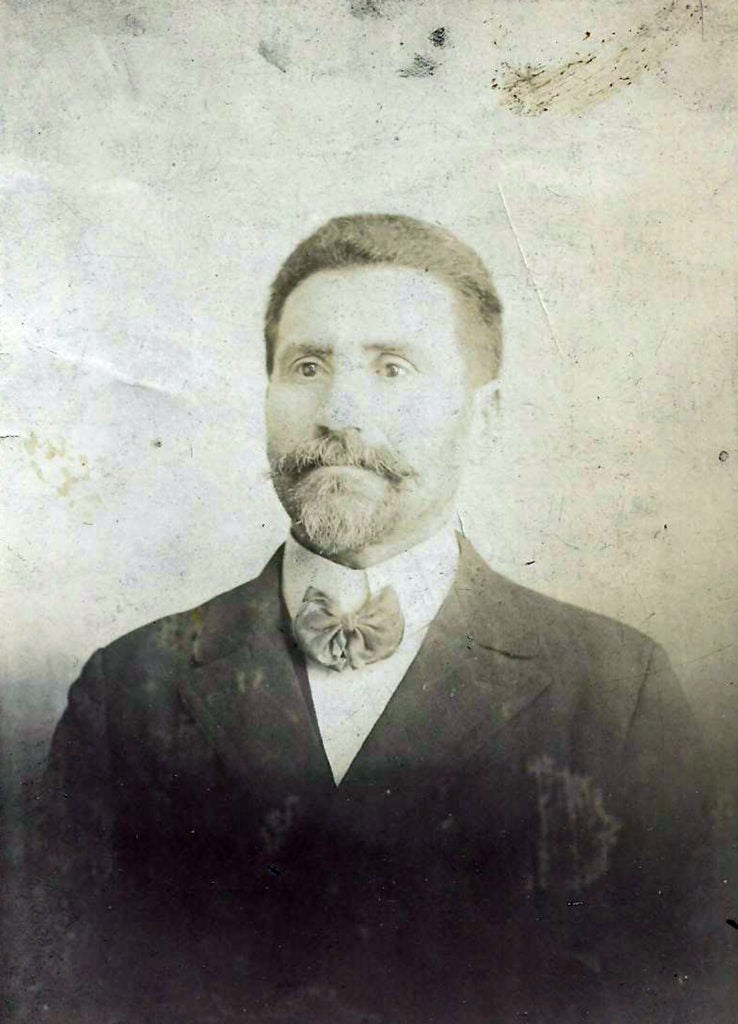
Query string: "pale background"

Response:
xmin=1 ymin=0 xmax=736 ymax=896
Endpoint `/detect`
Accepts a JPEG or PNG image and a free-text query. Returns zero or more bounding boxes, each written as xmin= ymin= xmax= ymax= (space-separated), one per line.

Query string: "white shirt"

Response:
xmin=282 ymin=526 xmax=459 ymax=785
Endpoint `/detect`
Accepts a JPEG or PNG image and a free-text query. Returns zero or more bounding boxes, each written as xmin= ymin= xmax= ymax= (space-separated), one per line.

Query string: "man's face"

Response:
xmin=266 ymin=265 xmax=478 ymax=562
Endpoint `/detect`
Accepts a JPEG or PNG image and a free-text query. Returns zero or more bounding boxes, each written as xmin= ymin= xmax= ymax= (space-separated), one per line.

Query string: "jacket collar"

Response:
xmin=189 ymin=535 xmax=540 ymax=668
xmin=188 ymin=546 xmax=285 ymax=668
xmin=179 ymin=537 xmax=552 ymax=793
xmin=453 ymin=535 xmax=543 ymax=659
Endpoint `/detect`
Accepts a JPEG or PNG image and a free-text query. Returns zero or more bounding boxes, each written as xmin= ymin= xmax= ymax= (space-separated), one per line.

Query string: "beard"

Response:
xmin=286 ymin=468 xmax=400 ymax=554
xmin=269 ymin=431 xmax=415 ymax=556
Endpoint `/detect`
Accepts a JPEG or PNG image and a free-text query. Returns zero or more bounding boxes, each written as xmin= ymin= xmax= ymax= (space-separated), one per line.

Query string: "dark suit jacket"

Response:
xmin=26 ymin=539 xmax=723 ymax=1023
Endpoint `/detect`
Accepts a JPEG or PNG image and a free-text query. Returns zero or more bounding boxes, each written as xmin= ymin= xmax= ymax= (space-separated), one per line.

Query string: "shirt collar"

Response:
xmin=282 ymin=524 xmax=459 ymax=638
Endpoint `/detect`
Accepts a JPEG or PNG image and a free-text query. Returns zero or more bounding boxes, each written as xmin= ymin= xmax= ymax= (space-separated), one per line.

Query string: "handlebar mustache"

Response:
xmin=273 ymin=433 xmax=416 ymax=484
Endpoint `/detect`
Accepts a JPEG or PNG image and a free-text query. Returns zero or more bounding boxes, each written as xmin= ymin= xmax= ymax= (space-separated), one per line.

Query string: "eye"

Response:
xmin=294 ymin=360 xmax=321 ymax=379
xmin=378 ymin=357 xmax=413 ymax=379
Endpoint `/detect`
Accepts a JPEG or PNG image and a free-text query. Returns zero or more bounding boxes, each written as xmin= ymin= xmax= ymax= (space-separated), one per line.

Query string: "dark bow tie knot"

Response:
xmin=293 ymin=585 xmax=405 ymax=672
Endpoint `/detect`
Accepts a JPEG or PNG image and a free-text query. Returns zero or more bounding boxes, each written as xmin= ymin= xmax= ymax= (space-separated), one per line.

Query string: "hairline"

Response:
xmin=264 ymin=214 xmax=503 ymax=383
xmin=268 ymin=260 xmax=490 ymax=380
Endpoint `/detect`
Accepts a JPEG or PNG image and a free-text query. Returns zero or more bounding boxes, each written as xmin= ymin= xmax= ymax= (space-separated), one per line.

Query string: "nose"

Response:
xmin=317 ymin=374 xmax=369 ymax=434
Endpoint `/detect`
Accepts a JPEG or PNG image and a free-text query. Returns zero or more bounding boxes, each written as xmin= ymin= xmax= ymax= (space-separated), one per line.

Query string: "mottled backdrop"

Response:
xmin=2 ymin=0 xmax=736 ymax=935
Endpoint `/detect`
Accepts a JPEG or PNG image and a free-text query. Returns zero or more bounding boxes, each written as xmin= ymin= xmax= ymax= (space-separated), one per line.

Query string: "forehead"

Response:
xmin=276 ymin=265 xmax=460 ymax=345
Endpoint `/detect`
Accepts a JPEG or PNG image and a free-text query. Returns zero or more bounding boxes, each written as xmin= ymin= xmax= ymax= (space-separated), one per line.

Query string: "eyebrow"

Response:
xmin=362 ymin=343 xmax=417 ymax=357
xmin=278 ymin=342 xmax=333 ymax=362
xmin=279 ymin=341 xmax=418 ymax=361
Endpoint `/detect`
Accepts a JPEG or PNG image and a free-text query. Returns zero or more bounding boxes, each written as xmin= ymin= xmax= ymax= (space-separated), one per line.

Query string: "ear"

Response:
xmin=465 ymin=382 xmax=501 ymax=473
xmin=472 ymin=381 xmax=501 ymax=433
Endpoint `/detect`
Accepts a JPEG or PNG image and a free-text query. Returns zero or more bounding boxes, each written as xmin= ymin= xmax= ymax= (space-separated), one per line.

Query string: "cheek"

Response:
xmin=388 ymin=386 xmax=470 ymax=456
xmin=265 ymin=386 xmax=318 ymax=445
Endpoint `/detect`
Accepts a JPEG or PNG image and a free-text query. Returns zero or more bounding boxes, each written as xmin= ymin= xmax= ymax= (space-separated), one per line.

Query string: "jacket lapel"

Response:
xmin=178 ymin=547 xmax=334 ymax=803
xmin=340 ymin=536 xmax=553 ymax=789
xmin=177 ymin=537 xmax=553 ymax=802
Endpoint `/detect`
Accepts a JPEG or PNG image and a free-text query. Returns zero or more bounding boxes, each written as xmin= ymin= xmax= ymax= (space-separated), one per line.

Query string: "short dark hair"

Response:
xmin=264 ymin=213 xmax=503 ymax=383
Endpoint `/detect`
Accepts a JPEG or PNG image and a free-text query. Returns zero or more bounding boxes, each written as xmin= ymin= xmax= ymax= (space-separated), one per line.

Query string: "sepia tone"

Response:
xmin=2 ymin=2 xmax=736 ymax=1022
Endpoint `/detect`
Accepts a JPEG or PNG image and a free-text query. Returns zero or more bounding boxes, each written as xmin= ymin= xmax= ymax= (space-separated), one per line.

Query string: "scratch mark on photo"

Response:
xmin=497 ymin=183 xmax=564 ymax=359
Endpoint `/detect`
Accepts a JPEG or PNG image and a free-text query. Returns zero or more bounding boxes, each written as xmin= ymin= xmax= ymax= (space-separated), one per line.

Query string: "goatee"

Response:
xmin=269 ymin=431 xmax=415 ymax=555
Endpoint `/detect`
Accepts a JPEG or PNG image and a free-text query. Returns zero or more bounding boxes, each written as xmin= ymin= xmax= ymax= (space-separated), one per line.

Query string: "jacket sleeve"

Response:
xmin=514 ymin=638 xmax=732 ymax=1024
xmin=614 ymin=642 xmax=732 ymax=1022
xmin=19 ymin=650 xmax=117 ymax=1024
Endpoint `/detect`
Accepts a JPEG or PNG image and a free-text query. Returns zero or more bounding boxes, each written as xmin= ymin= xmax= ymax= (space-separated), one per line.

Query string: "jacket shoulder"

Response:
xmin=476 ymin=569 xmax=679 ymax=745
xmin=464 ymin=539 xmax=659 ymax=672
xmin=514 ymin=576 xmax=658 ymax=668
xmin=462 ymin=543 xmax=669 ymax=741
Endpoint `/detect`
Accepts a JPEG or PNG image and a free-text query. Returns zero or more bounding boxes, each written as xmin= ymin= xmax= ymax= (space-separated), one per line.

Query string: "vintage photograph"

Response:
xmin=2 ymin=2 xmax=736 ymax=1023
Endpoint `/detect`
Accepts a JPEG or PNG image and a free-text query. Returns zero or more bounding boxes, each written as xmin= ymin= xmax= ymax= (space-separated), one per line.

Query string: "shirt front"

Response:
xmin=282 ymin=526 xmax=459 ymax=784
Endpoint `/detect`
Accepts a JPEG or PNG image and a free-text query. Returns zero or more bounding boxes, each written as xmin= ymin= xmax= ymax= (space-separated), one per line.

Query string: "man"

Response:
xmin=29 ymin=214 xmax=721 ymax=1023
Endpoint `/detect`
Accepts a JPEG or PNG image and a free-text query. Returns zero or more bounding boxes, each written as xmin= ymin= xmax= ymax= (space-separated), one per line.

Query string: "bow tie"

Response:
xmin=292 ymin=585 xmax=405 ymax=672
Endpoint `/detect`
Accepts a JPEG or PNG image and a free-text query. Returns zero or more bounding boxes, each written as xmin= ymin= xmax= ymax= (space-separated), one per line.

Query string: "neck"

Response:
xmin=291 ymin=504 xmax=457 ymax=569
